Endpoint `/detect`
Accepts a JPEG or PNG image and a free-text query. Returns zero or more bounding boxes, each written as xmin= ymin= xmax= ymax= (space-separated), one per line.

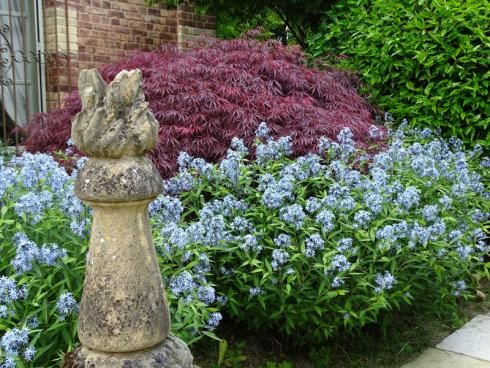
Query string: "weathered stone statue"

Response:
xmin=63 ymin=69 xmax=195 ymax=367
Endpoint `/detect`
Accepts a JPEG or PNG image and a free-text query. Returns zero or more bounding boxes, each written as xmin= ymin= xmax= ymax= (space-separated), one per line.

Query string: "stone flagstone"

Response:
xmin=402 ymin=348 xmax=490 ymax=368
xmin=401 ymin=313 xmax=490 ymax=368
xmin=436 ymin=314 xmax=490 ymax=362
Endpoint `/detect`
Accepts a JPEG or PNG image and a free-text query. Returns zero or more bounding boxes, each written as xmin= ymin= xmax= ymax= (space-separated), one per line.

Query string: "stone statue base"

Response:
xmin=62 ymin=335 xmax=198 ymax=368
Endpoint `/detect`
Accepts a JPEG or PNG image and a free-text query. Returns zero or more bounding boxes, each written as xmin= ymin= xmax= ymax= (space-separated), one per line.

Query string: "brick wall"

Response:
xmin=44 ymin=0 xmax=216 ymax=110
xmin=177 ymin=3 xmax=216 ymax=49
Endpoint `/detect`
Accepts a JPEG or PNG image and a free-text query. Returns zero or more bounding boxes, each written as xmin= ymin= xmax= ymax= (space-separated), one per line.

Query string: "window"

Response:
xmin=1 ymin=0 xmax=44 ymax=144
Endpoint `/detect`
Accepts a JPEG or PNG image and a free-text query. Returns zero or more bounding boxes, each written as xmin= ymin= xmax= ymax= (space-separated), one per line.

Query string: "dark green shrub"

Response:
xmin=308 ymin=0 xmax=490 ymax=147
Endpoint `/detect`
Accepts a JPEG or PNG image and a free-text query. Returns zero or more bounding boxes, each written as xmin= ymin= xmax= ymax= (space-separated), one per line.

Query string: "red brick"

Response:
xmin=108 ymin=10 xmax=124 ymax=18
xmin=131 ymin=28 xmax=147 ymax=36
xmin=124 ymin=43 xmax=140 ymax=50
xmin=148 ymin=7 xmax=160 ymax=16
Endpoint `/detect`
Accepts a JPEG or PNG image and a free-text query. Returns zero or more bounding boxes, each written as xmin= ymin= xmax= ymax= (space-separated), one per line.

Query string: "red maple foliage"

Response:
xmin=24 ymin=38 xmax=378 ymax=177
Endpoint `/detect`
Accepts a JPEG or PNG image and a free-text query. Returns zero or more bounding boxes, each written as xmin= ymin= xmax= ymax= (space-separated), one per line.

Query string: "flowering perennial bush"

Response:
xmin=23 ymin=38 xmax=376 ymax=178
xmin=1 ymin=121 xmax=488 ymax=365
xmin=162 ymin=122 xmax=489 ymax=343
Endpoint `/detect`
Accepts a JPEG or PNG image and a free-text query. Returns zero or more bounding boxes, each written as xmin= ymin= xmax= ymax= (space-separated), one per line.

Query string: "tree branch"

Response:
xmin=271 ymin=6 xmax=306 ymax=47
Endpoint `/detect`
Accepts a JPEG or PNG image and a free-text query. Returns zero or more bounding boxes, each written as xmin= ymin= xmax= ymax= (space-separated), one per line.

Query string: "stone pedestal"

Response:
xmin=70 ymin=335 xmax=195 ymax=368
xmin=62 ymin=69 xmax=195 ymax=367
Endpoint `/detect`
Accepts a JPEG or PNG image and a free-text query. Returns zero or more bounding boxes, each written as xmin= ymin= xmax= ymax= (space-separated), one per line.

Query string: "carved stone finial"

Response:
xmin=72 ymin=69 xmax=158 ymax=158
xmin=72 ymin=69 xmax=163 ymax=202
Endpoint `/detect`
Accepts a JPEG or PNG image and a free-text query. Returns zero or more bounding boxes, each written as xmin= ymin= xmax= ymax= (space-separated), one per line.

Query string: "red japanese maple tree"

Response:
xmin=24 ymin=38 xmax=378 ymax=177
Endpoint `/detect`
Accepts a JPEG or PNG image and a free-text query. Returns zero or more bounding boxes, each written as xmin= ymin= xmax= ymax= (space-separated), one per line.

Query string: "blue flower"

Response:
xmin=2 ymin=356 xmax=15 ymax=368
xmin=161 ymin=223 xmax=188 ymax=249
xmin=455 ymin=244 xmax=472 ymax=260
xmin=239 ymin=234 xmax=262 ymax=253
xmin=256 ymin=136 xmax=292 ymax=164
xmin=149 ymin=195 xmax=183 ymax=223
xmin=23 ymin=346 xmax=36 ymax=361
xmin=281 ymin=154 xmax=323 ymax=180
xmin=11 ymin=233 xmax=66 ymax=274
xmin=305 ymin=197 xmax=322 ymax=213
xmin=422 ymin=205 xmax=439 ymax=222
xmin=338 ymin=196 xmax=356 ymax=212
xmin=364 ymin=192 xmax=384 ymax=214
xmin=230 ymin=137 xmax=249 ymax=156
xmin=197 ymin=286 xmax=216 ymax=305
xmin=318 ymin=136 xmax=339 ymax=157
xmin=331 ymin=276 xmax=344 ymax=288
xmin=439 ymin=195 xmax=452 ymax=209
xmin=169 ymin=271 xmax=196 ymax=297
xmin=316 ymin=209 xmax=335 ymax=232
xmin=194 ymin=253 xmax=211 ymax=274
xmin=274 ymin=234 xmax=291 ymax=248
xmin=354 ymin=210 xmax=371 ymax=229
xmin=256 ymin=122 xmax=270 ymax=141
xmin=70 ymin=219 xmax=89 ymax=238
xmin=0 ymin=305 xmax=10 ymax=318
xmin=0 ymin=277 xmax=27 ymax=304
xmin=262 ymin=175 xmax=295 ymax=208
xmin=369 ymin=125 xmax=383 ymax=139
xmin=374 ymin=271 xmax=396 ymax=293
xmin=202 ymin=215 xmax=228 ymax=245
xmin=206 ymin=312 xmax=223 ymax=330
xmin=56 ymin=292 xmax=79 ymax=320
xmin=230 ymin=216 xmax=254 ymax=233
xmin=271 ymin=249 xmax=289 ymax=270
xmin=328 ymin=254 xmax=351 ymax=272
xmin=177 ymin=152 xmax=193 ymax=170
xmin=481 ymin=157 xmax=490 ymax=168
xmin=14 ymin=190 xmax=53 ymax=224
xmin=304 ymin=234 xmax=325 ymax=258
xmin=279 ymin=204 xmax=305 ymax=229
xmin=164 ymin=171 xmax=195 ymax=195
xmin=249 ymin=287 xmax=263 ymax=296
xmin=408 ymin=223 xmax=431 ymax=248
xmin=216 ymin=295 xmax=228 ymax=305
xmin=337 ymin=238 xmax=354 ymax=253
xmin=453 ymin=280 xmax=467 ymax=296
xmin=0 ymin=327 xmax=29 ymax=357
xmin=396 ymin=186 xmax=420 ymax=211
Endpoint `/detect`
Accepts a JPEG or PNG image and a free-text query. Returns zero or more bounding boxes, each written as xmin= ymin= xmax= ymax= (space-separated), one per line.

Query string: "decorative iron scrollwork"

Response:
xmin=0 ymin=24 xmax=9 ymax=35
xmin=0 ymin=48 xmax=69 ymax=67
xmin=0 ymin=78 xmax=13 ymax=86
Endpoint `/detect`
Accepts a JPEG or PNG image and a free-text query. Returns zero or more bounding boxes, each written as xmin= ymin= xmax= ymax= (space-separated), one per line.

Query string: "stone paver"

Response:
xmin=436 ymin=314 xmax=490 ymax=362
xmin=401 ymin=313 xmax=490 ymax=368
xmin=402 ymin=348 xmax=490 ymax=368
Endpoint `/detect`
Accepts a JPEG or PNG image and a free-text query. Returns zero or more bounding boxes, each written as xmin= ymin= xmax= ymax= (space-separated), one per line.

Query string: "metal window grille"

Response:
xmin=0 ymin=0 xmax=72 ymax=148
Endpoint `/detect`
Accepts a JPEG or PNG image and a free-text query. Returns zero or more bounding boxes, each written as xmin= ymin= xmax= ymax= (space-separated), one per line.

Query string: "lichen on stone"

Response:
xmin=72 ymin=68 xmax=158 ymax=158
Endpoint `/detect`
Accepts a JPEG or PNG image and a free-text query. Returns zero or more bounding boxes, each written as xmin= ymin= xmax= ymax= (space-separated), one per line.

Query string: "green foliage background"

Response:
xmin=145 ymin=0 xmax=336 ymax=46
xmin=308 ymin=0 xmax=490 ymax=147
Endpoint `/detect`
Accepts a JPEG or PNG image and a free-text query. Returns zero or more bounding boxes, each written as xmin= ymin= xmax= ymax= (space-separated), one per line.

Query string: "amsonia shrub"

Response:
xmin=0 ymin=153 xmax=223 ymax=367
xmin=159 ymin=122 xmax=489 ymax=344
xmin=1 ymin=121 xmax=489 ymax=366
xmin=308 ymin=0 xmax=490 ymax=148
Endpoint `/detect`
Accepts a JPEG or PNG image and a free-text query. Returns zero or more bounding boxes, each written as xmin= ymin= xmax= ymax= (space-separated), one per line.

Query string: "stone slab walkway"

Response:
xmin=401 ymin=314 xmax=490 ymax=368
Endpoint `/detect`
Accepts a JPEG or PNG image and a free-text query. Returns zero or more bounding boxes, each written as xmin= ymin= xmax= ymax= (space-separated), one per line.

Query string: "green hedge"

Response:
xmin=308 ymin=0 xmax=490 ymax=147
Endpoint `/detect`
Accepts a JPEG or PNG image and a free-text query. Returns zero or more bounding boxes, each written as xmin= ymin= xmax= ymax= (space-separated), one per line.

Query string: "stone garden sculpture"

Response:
xmin=62 ymin=68 xmax=196 ymax=367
